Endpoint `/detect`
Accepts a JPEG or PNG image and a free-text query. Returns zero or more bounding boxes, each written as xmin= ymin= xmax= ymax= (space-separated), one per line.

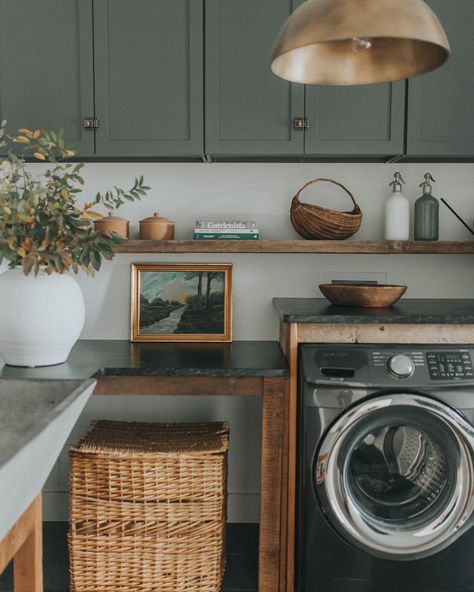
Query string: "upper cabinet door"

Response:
xmin=205 ymin=0 xmax=305 ymax=156
xmin=305 ymin=82 xmax=406 ymax=156
xmin=93 ymin=0 xmax=203 ymax=157
xmin=407 ymin=0 xmax=474 ymax=156
xmin=0 ymin=0 xmax=94 ymax=156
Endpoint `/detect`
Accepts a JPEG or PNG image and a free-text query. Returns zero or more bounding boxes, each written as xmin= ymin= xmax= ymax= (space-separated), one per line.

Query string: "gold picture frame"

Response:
xmin=131 ymin=263 xmax=233 ymax=342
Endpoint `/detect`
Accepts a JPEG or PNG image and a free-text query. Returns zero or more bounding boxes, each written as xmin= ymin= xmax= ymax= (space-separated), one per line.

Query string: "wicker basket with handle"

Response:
xmin=69 ymin=420 xmax=228 ymax=592
xmin=290 ymin=178 xmax=362 ymax=240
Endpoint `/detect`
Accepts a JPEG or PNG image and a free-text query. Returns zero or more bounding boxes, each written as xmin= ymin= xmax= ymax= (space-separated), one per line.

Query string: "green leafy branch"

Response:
xmin=0 ymin=121 xmax=150 ymax=276
xmin=95 ymin=175 xmax=151 ymax=210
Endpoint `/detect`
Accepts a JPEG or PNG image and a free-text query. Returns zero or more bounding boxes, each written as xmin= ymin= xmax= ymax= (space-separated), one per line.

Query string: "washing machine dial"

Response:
xmin=388 ymin=354 xmax=415 ymax=379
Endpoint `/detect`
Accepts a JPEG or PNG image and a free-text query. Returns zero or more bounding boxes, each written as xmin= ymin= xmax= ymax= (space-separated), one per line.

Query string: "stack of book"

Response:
xmin=193 ymin=220 xmax=259 ymax=240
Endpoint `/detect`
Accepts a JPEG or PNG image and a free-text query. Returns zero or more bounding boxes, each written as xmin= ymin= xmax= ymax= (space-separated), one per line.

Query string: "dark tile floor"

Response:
xmin=0 ymin=522 xmax=258 ymax=592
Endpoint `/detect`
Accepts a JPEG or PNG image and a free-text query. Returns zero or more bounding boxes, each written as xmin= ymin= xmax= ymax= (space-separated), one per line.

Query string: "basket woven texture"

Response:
xmin=69 ymin=420 xmax=229 ymax=592
xmin=290 ymin=178 xmax=362 ymax=240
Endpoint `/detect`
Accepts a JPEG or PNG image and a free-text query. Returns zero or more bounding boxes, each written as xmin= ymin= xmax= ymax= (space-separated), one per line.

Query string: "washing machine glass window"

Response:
xmin=315 ymin=393 xmax=474 ymax=560
xmin=345 ymin=415 xmax=455 ymax=527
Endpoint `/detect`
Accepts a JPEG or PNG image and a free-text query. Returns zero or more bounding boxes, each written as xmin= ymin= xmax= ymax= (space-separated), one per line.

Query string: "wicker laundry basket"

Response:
xmin=69 ymin=420 xmax=229 ymax=592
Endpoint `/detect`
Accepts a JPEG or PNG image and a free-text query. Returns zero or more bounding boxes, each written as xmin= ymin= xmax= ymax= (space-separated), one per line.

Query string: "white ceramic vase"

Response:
xmin=0 ymin=268 xmax=85 ymax=367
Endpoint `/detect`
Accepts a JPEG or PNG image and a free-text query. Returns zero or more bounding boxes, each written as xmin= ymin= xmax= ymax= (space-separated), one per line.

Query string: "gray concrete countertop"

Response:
xmin=0 ymin=378 xmax=95 ymax=541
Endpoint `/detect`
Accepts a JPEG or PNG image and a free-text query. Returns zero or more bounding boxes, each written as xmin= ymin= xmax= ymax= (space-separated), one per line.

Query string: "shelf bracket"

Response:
xmin=385 ymin=154 xmax=406 ymax=164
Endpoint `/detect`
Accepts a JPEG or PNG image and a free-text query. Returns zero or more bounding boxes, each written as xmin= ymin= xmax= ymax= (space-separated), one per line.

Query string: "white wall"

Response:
xmin=42 ymin=161 xmax=474 ymax=521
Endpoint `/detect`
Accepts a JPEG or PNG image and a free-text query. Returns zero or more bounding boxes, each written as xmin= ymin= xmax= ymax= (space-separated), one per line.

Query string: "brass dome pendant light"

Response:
xmin=270 ymin=0 xmax=450 ymax=86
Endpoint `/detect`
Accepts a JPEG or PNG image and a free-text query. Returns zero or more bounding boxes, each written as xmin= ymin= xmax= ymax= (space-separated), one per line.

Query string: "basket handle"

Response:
xmin=293 ymin=178 xmax=359 ymax=210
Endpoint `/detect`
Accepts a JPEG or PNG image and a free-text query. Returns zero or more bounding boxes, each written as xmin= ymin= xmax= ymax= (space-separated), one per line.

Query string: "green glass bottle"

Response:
xmin=414 ymin=173 xmax=439 ymax=241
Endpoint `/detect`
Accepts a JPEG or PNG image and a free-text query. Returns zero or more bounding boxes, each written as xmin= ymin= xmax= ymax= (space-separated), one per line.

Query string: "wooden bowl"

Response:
xmin=319 ymin=284 xmax=407 ymax=308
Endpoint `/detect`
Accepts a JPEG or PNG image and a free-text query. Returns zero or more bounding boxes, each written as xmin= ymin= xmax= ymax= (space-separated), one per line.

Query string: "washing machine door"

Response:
xmin=315 ymin=393 xmax=474 ymax=560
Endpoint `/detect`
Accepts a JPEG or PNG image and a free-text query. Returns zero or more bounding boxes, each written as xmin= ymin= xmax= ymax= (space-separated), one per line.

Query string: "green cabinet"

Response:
xmin=94 ymin=0 xmax=203 ymax=157
xmin=305 ymin=82 xmax=406 ymax=156
xmin=0 ymin=0 xmax=95 ymax=155
xmin=205 ymin=0 xmax=404 ymax=158
xmin=0 ymin=0 xmax=470 ymax=160
xmin=205 ymin=0 xmax=305 ymax=156
xmin=0 ymin=0 xmax=203 ymax=159
xmin=407 ymin=0 xmax=474 ymax=156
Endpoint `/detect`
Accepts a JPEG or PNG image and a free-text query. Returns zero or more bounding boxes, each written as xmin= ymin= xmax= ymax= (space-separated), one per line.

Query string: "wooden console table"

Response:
xmin=274 ymin=297 xmax=474 ymax=592
xmin=1 ymin=340 xmax=290 ymax=592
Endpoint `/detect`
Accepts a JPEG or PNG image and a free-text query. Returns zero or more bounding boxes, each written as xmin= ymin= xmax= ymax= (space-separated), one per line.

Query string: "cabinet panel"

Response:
xmin=205 ymin=0 xmax=304 ymax=156
xmin=407 ymin=0 xmax=474 ymax=156
xmin=0 ymin=0 xmax=94 ymax=156
xmin=305 ymin=82 xmax=405 ymax=156
xmin=93 ymin=0 xmax=203 ymax=157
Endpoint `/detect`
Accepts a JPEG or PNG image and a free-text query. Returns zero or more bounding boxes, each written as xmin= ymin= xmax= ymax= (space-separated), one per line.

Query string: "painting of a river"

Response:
xmin=131 ymin=264 xmax=232 ymax=342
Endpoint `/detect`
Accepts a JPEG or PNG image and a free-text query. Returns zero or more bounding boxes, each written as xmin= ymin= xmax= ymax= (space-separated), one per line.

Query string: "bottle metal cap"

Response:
xmin=420 ymin=173 xmax=435 ymax=194
xmin=389 ymin=172 xmax=405 ymax=193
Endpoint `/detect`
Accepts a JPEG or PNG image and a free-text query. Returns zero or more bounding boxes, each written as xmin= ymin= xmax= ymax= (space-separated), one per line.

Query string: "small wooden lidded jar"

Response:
xmin=93 ymin=212 xmax=129 ymax=239
xmin=139 ymin=212 xmax=175 ymax=240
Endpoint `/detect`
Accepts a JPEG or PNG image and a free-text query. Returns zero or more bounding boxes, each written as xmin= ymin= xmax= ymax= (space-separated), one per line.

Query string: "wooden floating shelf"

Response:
xmin=114 ymin=240 xmax=474 ymax=255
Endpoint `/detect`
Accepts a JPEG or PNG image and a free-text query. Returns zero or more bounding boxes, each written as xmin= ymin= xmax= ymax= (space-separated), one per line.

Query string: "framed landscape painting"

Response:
xmin=131 ymin=263 xmax=233 ymax=342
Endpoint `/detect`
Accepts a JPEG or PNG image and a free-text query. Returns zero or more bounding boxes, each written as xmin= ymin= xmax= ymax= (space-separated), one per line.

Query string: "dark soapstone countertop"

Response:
xmin=0 ymin=340 xmax=288 ymax=379
xmin=273 ymin=298 xmax=474 ymax=324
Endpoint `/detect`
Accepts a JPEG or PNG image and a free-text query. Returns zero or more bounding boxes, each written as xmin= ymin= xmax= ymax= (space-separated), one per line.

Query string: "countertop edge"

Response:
xmin=277 ymin=314 xmax=474 ymax=324
xmin=93 ymin=367 xmax=289 ymax=378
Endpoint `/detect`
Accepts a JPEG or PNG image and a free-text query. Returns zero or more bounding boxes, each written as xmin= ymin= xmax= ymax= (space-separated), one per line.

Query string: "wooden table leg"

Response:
xmin=279 ymin=378 xmax=290 ymax=592
xmin=280 ymin=323 xmax=298 ymax=592
xmin=259 ymin=377 xmax=286 ymax=592
xmin=14 ymin=495 xmax=43 ymax=592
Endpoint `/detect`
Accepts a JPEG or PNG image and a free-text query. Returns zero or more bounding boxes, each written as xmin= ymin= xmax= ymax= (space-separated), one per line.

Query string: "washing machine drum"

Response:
xmin=315 ymin=393 xmax=474 ymax=560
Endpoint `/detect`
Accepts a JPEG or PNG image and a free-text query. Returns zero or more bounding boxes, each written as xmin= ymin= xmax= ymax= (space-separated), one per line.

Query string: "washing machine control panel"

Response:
xmin=306 ymin=347 xmax=474 ymax=386
xmin=370 ymin=349 xmax=474 ymax=382
xmin=387 ymin=354 xmax=415 ymax=379
xmin=426 ymin=351 xmax=474 ymax=380
xmin=371 ymin=350 xmax=425 ymax=376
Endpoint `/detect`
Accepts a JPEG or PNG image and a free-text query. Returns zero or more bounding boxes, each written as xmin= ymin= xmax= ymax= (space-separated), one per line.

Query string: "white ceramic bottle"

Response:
xmin=385 ymin=172 xmax=410 ymax=241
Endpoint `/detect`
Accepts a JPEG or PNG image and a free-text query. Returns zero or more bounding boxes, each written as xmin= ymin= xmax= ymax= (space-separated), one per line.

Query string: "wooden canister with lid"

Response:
xmin=139 ymin=212 xmax=175 ymax=240
xmin=93 ymin=212 xmax=129 ymax=239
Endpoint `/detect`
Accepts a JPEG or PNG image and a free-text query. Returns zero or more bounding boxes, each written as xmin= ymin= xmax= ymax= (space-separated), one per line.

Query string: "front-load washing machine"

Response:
xmin=298 ymin=344 xmax=474 ymax=592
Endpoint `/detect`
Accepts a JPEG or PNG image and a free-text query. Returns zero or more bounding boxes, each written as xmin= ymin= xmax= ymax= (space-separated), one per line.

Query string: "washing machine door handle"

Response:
xmin=315 ymin=392 xmax=474 ymax=561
